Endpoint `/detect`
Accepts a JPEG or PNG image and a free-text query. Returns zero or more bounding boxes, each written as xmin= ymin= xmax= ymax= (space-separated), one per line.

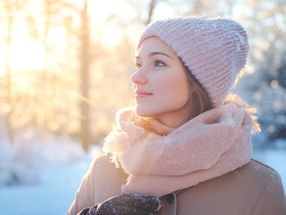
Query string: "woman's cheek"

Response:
xmin=154 ymin=72 xmax=190 ymax=106
xmin=155 ymin=74 xmax=181 ymax=93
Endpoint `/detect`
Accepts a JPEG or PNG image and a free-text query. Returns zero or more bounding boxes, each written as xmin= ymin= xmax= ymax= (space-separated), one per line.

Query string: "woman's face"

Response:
xmin=130 ymin=36 xmax=193 ymax=123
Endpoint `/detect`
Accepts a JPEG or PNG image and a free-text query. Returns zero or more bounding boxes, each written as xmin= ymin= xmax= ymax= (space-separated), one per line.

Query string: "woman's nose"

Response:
xmin=130 ymin=69 xmax=148 ymax=86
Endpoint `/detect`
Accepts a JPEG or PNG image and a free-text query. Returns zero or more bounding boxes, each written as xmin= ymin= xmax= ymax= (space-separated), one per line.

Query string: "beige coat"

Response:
xmin=67 ymin=153 xmax=286 ymax=215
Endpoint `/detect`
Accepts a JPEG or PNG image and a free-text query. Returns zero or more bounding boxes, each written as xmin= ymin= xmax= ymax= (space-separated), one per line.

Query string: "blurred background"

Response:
xmin=0 ymin=0 xmax=285 ymax=214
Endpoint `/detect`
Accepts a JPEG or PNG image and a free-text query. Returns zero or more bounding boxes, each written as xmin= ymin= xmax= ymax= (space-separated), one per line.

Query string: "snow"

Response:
xmin=0 ymin=160 xmax=91 ymax=215
xmin=0 ymin=130 xmax=102 ymax=215
xmin=0 ymin=131 xmax=285 ymax=215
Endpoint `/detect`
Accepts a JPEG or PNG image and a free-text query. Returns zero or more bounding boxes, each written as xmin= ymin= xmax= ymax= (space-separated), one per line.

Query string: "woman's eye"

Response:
xmin=154 ymin=60 xmax=165 ymax=67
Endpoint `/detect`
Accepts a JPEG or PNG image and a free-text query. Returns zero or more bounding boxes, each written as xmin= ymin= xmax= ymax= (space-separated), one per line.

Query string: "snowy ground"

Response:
xmin=0 ymin=130 xmax=101 ymax=215
xmin=0 ymin=159 xmax=92 ymax=215
xmin=0 ymin=134 xmax=285 ymax=215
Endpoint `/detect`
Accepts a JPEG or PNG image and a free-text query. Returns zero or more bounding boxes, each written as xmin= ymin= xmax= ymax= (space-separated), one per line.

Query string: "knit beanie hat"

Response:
xmin=136 ymin=16 xmax=249 ymax=107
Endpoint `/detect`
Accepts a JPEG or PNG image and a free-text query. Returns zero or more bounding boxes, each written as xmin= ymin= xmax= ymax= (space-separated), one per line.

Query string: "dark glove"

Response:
xmin=77 ymin=192 xmax=161 ymax=215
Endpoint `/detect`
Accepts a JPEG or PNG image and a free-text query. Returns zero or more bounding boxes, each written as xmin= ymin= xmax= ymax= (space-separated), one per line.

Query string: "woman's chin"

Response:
xmin=135 ymin=106 xmax=154 ymax=117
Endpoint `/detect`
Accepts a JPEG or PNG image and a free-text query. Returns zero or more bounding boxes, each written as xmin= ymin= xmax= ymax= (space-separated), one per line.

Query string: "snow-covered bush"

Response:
xmin=0 ymin=128 xmax=95 ymax=186
xmin=235 ymin=72 xmax=286 ymax=148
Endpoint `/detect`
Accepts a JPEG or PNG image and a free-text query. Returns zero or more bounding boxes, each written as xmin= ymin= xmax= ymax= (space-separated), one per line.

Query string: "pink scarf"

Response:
xmin=103 ymin=102 xmax=254 ymax=197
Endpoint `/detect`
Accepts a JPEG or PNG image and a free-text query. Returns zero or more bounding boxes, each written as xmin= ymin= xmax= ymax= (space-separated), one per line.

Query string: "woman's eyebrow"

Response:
xmin=149 ymin=52 xmax=172 ymax=59
xmin=135 ymin=52 xmax=172 ymax=59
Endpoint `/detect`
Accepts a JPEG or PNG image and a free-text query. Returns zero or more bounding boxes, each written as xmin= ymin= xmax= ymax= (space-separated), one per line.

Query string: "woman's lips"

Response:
xmin=136 ymin=93 xmax=152 ymax=99
xmin=135 ymin=91 xmax=153 ymax=99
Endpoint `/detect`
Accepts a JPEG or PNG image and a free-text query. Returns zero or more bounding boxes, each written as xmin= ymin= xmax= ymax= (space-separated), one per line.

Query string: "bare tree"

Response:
xmin=146 ymin=0 xmax=157 ymax=24
xmin=0 ymin=0 xmax=29 ymax=144
xmin=79 ymin=0 xmax=91 ymax=151
xmin=2 ymin=1 xmax=14 ymax=145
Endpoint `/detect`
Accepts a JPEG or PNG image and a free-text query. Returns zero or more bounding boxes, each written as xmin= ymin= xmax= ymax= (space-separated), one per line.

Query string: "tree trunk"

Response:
xmin=79 ymin=0 xmax=90 ymax=151
xmin=146 ymin=0 xmax=156 ymax=25
xmin=4 ymin=6 xmax=14 ymax=145
xmin=41 ymin=0 xmax=51 ymax=128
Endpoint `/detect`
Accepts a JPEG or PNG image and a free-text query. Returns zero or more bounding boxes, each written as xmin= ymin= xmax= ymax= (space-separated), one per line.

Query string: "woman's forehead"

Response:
xmin=136 ymin=36 xmax=177 ymax=59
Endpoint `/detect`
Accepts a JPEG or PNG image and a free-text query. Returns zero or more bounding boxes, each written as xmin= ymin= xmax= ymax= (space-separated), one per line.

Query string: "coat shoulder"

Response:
xmin=245 ymin=158 xmax=282 ymax=183
xmin=91 ymin=152 xmax=127 ymax=185
xmin=91 ymin=153 xmax=116 ymax=170
xmin=246 ymin=159 xmax=286 ymax=215
xmin=249 ymin=158 xmax=280 ymax=176
xmin=88 ymin=153 xmax=127 ymax=204
xmin=66 ymin=153 xmax=127 ymax=215
xmin=175 ymin=159 xmax=286 ymax=215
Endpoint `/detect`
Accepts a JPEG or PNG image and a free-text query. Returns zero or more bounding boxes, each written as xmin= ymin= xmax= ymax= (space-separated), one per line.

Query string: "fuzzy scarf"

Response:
xmin=103 ymin=102 xmax=254 ymax=197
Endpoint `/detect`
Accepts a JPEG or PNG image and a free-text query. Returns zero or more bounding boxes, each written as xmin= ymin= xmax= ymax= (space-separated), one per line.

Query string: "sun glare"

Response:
xmin=89 ymin=0 xmax=141 ymax=48
xmin=0 ymin=40 xmax=44 ymax=78
xmin=9 ymin=40 xmax=44 ymax=71
xmin=98 ymin=25 xmax=122 ymax=48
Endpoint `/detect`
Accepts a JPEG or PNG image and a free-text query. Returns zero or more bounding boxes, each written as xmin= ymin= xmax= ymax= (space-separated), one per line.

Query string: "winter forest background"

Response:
xmin=0 ymin=0 xmax=285 ymax=214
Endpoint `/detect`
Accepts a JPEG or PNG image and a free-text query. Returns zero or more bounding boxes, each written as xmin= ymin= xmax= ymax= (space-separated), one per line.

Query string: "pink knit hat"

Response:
xmin=136 ymin=16 xmax=249 ymax=107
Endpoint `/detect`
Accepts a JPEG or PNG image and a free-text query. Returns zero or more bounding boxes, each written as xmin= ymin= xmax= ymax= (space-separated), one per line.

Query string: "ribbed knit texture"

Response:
xmin=136 ymin=16 xmax=249 ymax=107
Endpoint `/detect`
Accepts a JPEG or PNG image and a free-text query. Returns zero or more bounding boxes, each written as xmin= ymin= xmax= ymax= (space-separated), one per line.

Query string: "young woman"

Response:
xmin=67 ymin=16 xmax=286 ymax=215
